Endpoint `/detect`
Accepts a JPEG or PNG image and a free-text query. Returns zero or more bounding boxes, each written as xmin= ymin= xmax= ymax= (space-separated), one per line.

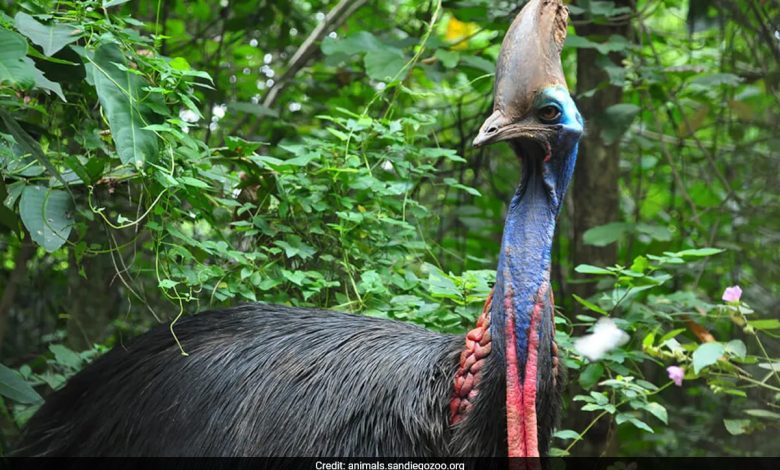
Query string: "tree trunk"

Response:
xmin=572 ymin=4 xmax=631 ymax=300
xmin=568 ymin=1 xmax=633 ymax=456
xmin=0 ymin=238 xmax=34 ymax=356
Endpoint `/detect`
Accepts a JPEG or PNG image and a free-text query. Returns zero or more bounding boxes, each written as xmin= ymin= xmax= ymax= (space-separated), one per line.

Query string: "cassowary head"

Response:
xmin=474 ymin=0 xmax=582 ymax=210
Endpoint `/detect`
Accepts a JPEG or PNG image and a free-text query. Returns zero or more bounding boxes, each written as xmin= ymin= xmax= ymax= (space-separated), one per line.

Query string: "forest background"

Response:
xmin=0 ymin=0 xmax=778 ymax=456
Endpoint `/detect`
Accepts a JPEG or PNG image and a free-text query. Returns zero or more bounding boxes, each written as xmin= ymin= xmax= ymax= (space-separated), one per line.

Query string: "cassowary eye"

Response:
xmin=537 ymin=105 xmax=561 ymax=123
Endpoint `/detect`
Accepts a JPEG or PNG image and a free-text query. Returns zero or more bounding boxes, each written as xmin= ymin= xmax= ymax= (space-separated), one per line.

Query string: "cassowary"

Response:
xmin=14 ymin=0 xmax=582 ymax=457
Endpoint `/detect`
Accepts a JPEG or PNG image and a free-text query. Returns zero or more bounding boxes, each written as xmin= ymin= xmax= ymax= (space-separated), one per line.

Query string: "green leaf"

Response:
xmin=443 ymin=178 xmax=480 ymax=196
xmin=459 ymin=55 xmax=494 ymax=73
xmin=274 ymin=238 xmax=316 ymax=260
xmin=49 ymin=344 xmax=83 ymax=370
xmin=0 ymin=363 xmax=42 ymax=404
xmin=583 ymin=222 xmax=629 ymax=247
xmin=30 ymin=64 xmax=65 ymax=101
xmin=553 ymin=430 xmax=581 ymax=440
xmin=692 ymin=342 xmax=724 ymax=374
xmin=573 ymin=294 xmax=608 ymax=315
xmin=426 ymin=265 xmax=460 ymax=300
xmin=420 ymin=147 xmax=466 ymax=162
xmin=547 ymin=447 xmax=570 ymax=457
xmin=14 ymin=13 xmax=81 ymax=57
xmin=724 ymin=339 xmax=747 ymax=359
xmin=659 ymin=328 xmax=687 ymax=344
xmin=636 ymin=223 xmax=672 ymax=242
xmin=0 ymin=29 xmax=36 ymax=88
xmin=575 ymin=264 xmax=613 ymax=275
xmin=103 ymin=0 xmax=132 ymax=7
xmin=90 ymin=43 xmax=159 ymax=167
xmin=19 ymin=186 xmax=73 ymax=252
xmin=627 ymin=417 xmax=654 ymax=433
xmin=364 ymin=48 xmax=406 ymax=81
xmin=158 ymin=279 xmax=179 ymax=289
xmin=169 ymin=57 xmax=190 ymax=71
xmin=744 ymin=409 xmax=780 ymax=419
xmin=723 ymin=419 xmax=751 ymax=435
xmin=674 ymin=248 xmax=725 ymax=258
xmin=322 ymin=31 xmax=379 ymax=56
xmin=630 ymin=255 xmax=650 ymax=274
xmin=565 ymin=34 xmax=629 ymax=55
xmin=644 ymin=402 xmax=668 ymax=424
xmin=434 ymin=49 xmax=459 ymax=68
xmin=180 ymin=177 xmax=210 ymax=189
xmin=691 ymin=73 xmax=743 ymax=87
xmin=748 ymin=319 xmax=780 ymax=330
xmin=578 ymin=363 xmax=604 ymax=390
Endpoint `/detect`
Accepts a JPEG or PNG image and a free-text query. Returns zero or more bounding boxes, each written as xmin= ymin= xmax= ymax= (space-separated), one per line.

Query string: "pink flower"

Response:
xmin=722 ymin=285 xmax=743 ymax=303
xmin=667 ymin=366 xmax=684 ymax=386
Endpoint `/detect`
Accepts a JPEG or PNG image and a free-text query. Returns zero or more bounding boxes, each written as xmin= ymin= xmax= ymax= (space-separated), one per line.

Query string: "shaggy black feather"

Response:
xmin=14 ymin=304 xmax=561 ymax=457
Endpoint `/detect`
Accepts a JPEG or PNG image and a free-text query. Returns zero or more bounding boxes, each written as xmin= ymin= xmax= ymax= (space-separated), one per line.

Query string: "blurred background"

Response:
xmin=0 ymin=0 xmax=778 ymax=456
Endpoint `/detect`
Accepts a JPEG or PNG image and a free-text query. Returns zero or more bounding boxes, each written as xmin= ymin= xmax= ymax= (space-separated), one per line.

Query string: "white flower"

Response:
xmin=212 ymin=104 xmax=227 ymax=120
xmin=288 ymin=102 xmax=302 ymax=112
xmin=381 ymin=160 xmax=394 ymax=171
xmin=178 ymin=109 xmax=200 ymax=123
xmin=574 ymin=317 xmax=629 ymax=361
xmin=249 ymin=39 xmax=258 ymax=47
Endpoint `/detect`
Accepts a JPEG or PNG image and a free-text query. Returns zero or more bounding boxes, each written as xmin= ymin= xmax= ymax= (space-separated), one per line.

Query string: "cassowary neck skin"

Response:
xmin=487 ymin=85 xmax=582 ymax=456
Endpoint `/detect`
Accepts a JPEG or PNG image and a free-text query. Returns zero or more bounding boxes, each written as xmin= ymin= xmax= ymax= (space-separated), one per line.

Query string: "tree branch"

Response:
xmin=232 ymin=0 xmax=368 ymax=138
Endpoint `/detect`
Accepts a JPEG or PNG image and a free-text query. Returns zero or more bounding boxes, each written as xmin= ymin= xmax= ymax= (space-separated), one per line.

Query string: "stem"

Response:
xmin=565 ymin=381 xmax=673 ymax=454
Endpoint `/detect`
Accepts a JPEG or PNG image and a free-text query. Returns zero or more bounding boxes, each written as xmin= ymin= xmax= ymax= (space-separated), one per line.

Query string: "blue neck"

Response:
xmin=491 ymin=162 xmax=557 ymax=372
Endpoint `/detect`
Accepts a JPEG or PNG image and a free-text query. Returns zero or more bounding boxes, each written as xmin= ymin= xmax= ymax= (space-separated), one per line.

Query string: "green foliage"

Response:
xmin=551 ymin=248 xmax=780 ymax=456
xmin=0 ymin=0 xmax=777 ymax=457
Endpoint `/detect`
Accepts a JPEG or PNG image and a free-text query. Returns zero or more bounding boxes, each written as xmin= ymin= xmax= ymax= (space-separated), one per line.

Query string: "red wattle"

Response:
xmin=504 ymin=285 xmax=525 ymax=457
xmin=521 ymin=283 xmax=546 ymax=457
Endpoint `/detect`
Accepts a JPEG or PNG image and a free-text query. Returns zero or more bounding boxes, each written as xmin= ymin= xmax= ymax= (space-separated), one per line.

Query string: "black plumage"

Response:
xmin=14 ymin=304 xmax=557 ymax=456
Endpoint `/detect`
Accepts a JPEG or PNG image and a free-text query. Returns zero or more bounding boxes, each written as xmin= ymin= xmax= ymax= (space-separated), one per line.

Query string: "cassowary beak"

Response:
xmin=473 ymin=0 xmax=569 ymax=149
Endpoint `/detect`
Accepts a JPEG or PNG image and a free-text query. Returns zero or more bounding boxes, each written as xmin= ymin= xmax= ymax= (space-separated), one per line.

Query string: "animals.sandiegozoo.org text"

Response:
xmin=315 ymin=461 xmax=465 ymax=470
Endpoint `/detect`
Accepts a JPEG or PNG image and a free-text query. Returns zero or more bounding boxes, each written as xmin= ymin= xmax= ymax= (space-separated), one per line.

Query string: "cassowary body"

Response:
xmin=15 ymin=305 xmax=505 ymax=456
xmin=15 ymin=0 xmax=582 ymax=457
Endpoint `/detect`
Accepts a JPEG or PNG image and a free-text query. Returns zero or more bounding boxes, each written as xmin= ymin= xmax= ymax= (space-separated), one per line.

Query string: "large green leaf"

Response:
xmin=723 ymin=419 xmax=751 ymax=435
xmin=14 ymin=13 xmax=81 ymax=57
xmin=0 ymin=29 xmax=35 ymax=88
xmin=322 ymin=31 xmax=406 ymax=82
xmin=583 ymin=222 xmax=629 ymax=247
xmin=364 ymin=48 xmax=406 ymax=81
xmin=90 ymin=43 xmax=159 ymax=167
xmin=0 ymin=29 xmax=64 ymax=100
xmin=19 ymin=185 xmax=73 ymax=252
xmin=644 ymin=402 xmax=668 ymax=424
xmin=578 ymin=363 xmax=604 ymax=390
xmin=30 ymin=64 xmax=65 ymax=101
xmin=692 ymin=342 xmax=724 ymax=374
xmin=0 ymin=363 xmax=42 ymax=404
